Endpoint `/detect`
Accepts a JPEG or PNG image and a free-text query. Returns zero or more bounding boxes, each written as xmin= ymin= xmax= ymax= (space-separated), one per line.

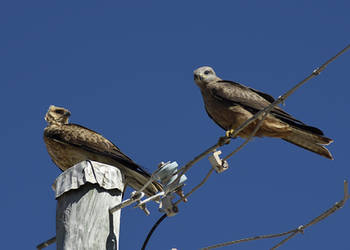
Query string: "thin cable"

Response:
xmin=175 ymin=168 xmax=215 ymax=206
xmin=141 ymin=214 xmax=167 ymax=250
xmin=177 ymin=143 xmax=221 ymax=179
xmin=201 ymin=230 xmax=296 ymax=250
xmin=36 ymin=236 xmax=56 ymax=250
xmin=270 ymin=180 xmax=350 ymax=249
xmin=142 ymin=168 xmax=215 ymax=250
xmin=202 ymin=180 xmax=349 ymax=250
xmin=270 ymin=231 xmax=300 ymax=250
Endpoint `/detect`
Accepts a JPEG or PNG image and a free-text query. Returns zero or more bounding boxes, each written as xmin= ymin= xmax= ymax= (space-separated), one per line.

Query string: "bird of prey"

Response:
xmin=43 ymin=105 xmax=162 ymax=196
xmin=194 ymin=66 xmax=333 ymax=159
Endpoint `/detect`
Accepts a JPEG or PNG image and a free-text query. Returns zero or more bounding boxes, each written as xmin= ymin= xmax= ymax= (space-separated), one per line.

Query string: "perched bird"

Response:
xmin=194 ymin=66 xmax=333 ymax=159
xmin=43 ymin=105 xmax=162 ymax=196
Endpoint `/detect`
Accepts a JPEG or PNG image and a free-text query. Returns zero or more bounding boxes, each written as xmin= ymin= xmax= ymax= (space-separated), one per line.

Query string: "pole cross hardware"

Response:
xmin=208 ymin=150 xmax=229 ymax=173
xmin=109 ymin=191 xmax=145 ymax=214
xmin=159 ymin=193 xmax=178 ymax=217
xmin=155 ymin=161 xmax=187 ymax=217
xmin=155 ymin=161 xmax=187 ymax=195
xmin=109 ymin=161 xmax=187 ymax=217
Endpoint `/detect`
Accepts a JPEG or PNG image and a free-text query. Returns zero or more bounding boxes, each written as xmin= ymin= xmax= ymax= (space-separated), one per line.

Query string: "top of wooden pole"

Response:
xmin=52 ymin=160 xmax=125 ymax=199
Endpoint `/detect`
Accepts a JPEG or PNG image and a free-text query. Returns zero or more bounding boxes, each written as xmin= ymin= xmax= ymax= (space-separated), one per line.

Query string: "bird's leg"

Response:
xmin=217 ymin=129 xmax=236 ymax=146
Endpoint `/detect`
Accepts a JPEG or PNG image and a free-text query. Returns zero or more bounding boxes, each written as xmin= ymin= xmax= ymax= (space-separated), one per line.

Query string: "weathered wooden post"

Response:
xmin=53 ymin=160 xmax=125 ymax=250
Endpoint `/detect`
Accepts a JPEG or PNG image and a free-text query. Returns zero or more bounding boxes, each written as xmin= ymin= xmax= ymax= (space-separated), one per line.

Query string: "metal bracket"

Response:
xmin=136 ymin=201 xmax=150 ymax=216
xmin=208 ymin=150 xmax=229 ymax=173
xmin=111 ymin=161 xmax=187 ymax=217
xmin=109 ymin=191 xmax=145 ymax=214
xmin=159 ymin=194 xmax=179 ymax=217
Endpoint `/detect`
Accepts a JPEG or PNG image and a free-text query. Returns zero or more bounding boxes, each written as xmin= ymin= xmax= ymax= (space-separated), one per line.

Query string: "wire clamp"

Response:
xmin=312 ymin=67 xmax=321 ymax=75
xmin=278 ymin=95 xmax=286 ymax=106
xmin=137 ymin=202 xmax=151 ymax=216
xmin=110 ymin=191 xmax=145 ymax=214
xmin=159 ymin=193 xmax=179 ymax=217
xmin=208 ymin=150 xmax=229 ymax=173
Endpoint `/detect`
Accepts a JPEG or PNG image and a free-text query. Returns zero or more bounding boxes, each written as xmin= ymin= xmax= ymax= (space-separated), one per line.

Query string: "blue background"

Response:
xmin=1 ymin=1 xmax=349 ymax=249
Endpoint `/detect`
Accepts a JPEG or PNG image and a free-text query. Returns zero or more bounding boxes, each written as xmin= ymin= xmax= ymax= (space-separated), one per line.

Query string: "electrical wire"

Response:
xmin=141 ymin=214 xmax=167 ymax=250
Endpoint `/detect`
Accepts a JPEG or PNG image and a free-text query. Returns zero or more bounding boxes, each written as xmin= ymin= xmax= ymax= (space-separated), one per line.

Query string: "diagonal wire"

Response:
xmin=270 ymin=231 xmax=299 ymax=250
xmin=175 ymin=168 xmax=215 ymax=206
xmin=36 ymin=236 xmax=56 ymax=250
xmin=202 ymin=180 xmax=349 ymax=250
xmin=201 ymin=230 xmax=296 ymax=250
xmin=270 ymin=180 xmax=349 ymax=249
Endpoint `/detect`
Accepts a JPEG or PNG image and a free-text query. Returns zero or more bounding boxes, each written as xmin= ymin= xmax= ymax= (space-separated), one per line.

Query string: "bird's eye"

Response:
xmin=204 ymin=70 xmax=211 ymax=75
xmin=55 ymin=110 xmax=64 ymax=114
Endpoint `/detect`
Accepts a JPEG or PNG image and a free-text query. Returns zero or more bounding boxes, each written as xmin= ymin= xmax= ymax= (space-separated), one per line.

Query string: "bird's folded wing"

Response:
xmin=210 ymin=80 xmax=325 ymax=135
xmin=45 ymin=123 xmax=153 ymax=177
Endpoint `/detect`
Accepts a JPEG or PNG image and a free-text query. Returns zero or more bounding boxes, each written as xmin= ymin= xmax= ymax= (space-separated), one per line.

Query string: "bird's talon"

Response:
xmin=226 ymin=129 xmax=235 ymax=138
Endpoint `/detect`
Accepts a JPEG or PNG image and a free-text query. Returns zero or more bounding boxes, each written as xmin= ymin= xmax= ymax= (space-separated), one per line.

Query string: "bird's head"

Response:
xmin=45 ymin=105 xmax=71 ymax=125
xmin=193 ymin=66 xmax=220 ymax=87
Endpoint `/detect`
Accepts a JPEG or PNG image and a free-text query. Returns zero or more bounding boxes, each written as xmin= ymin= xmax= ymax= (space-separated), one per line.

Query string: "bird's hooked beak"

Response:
xmin=194 ymin=73 xmax=202 ymax=81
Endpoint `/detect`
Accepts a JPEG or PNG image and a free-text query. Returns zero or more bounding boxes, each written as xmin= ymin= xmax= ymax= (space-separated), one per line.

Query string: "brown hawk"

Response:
xmin=44 ymin=105 xmax=162 ymax=196
xmin=194 ymin=66 xmax=333 ymax=160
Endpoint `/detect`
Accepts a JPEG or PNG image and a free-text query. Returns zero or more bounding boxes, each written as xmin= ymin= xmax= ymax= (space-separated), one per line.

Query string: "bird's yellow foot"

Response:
xmin=226 ymin=129 xmax=235 ymax=138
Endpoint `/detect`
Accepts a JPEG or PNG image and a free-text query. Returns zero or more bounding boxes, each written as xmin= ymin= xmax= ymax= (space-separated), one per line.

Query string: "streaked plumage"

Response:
xmin=43 ymin=105 xmax=162 ymax=196
xmin=194 ymin=66 xmax=333 ymax=159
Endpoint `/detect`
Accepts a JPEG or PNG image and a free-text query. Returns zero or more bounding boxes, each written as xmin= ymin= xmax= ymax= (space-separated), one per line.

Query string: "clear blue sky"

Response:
xmin=1 ymin=1 xmax=349 ymax=249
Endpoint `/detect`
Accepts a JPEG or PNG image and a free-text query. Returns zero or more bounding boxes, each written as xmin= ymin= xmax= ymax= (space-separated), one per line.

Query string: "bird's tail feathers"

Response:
xmin=282 ymin=127 xmax=333 ymax=160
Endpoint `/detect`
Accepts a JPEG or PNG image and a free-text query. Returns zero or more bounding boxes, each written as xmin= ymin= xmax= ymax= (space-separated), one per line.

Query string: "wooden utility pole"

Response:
xmin=53 ymin=160 xmax=125 ymax=250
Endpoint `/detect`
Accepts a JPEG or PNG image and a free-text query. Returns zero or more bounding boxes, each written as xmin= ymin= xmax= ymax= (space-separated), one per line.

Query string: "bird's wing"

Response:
xmin=45 ymin=123 xmax=152 ymax=177
xmin=209 ymin=80 xmax=271 ymax=111
xmin=204 ymin=105 xmax=227 ymax=131
xmin=209 ymin=80 xmax=324 ymax=135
